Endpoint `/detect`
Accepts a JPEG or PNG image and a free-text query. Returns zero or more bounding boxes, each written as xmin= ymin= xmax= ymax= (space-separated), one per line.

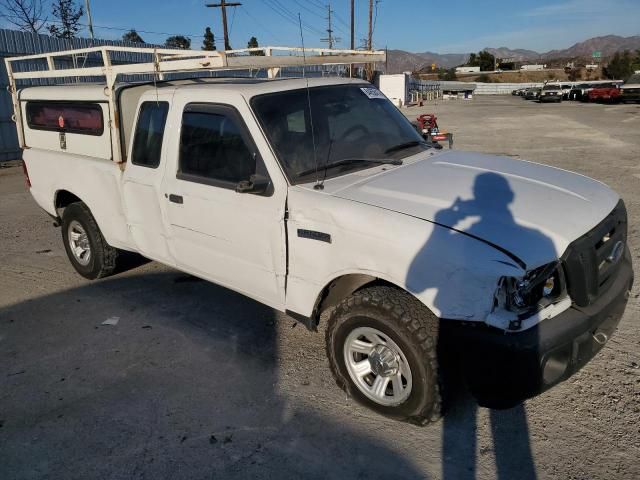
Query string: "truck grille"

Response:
xmin=561 ymin=200 xmax=628 ymax=308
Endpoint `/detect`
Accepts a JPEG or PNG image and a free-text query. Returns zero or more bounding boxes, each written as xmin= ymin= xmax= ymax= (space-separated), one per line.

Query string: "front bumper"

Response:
xmin=540 ymin=95 xmax=562 ymax=102
xmin=443 ymin=247 xmax=634 ymax=409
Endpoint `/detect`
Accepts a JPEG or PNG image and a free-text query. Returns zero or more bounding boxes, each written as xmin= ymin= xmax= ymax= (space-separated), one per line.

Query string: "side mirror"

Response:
xmin=236 ymin=174 xmax=271 ymax=195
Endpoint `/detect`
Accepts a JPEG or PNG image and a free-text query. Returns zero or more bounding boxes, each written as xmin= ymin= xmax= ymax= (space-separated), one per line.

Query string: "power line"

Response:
xmin=239 ymin=5 xmax=283 ymax=44
xmin=307 ymin=0 xmax=326 ymax=10
xmin=262 ymin=0 xmax=324 ymax=37
xmin=0 ymin=4 xmax=347 ymax=48
xmin=292 ymin=0 xmax=324 ymax=19
xmin=290 ymin=1 xmax=350 ymax=41
xmin=0 ymin=12 xmax=211 ymax=41
xmin=273 ymin=0 xmax=320 ymax=31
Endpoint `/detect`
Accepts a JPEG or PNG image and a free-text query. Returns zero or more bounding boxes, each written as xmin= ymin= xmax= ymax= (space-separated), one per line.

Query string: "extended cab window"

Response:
xmin=178 ymin=110 xmax=255 ymax=186
xmin=26 ymin=102 xmax=103 ymax=135
xmin=132 ymin=101 xmax=169 ymax=168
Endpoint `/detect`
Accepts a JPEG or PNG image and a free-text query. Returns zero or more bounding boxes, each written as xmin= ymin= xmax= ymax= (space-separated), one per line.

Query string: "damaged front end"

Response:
xmin=488 ymin=261 xmax=571 ymax=332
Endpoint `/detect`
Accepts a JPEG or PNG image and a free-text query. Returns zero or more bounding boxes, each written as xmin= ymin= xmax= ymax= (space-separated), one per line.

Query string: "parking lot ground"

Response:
xmin=1 ymin=96 xmax=639 ymax=480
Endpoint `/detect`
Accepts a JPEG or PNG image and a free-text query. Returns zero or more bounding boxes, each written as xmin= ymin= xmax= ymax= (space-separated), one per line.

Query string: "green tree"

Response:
xmin=122 ymin=29 xmax=144 ymax=44
xmin=632 ymin=49 xmax=640 ymax=72
xmin=605 ymin=50 xmax=634 ymax=81
xmin=48 ymin=0 xmax=83 ymax=39
xmin=202 ymin=27 xmax=216 ymax=51
xmin=438 ymin=68 xmax=457 ymax=81
xmin=478 ymin=50 xmax=496 ymax=71
xmin=165 ymin=35 xmax=191 ymax=50
xmin=247 ymin=36 xmax=264 ymax=55
xmin=466 ymin=50 xmax=496 ymax=71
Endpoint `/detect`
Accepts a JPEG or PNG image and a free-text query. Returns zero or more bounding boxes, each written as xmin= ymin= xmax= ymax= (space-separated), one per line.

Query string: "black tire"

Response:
xmin=326 ymin=286 xmax=441 ymax=425
xmin=61 ymin=202 xmax=118 ymax=280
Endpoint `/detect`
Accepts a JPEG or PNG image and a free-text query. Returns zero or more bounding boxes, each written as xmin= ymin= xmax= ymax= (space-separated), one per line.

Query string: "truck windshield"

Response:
xmin=251 ymin=84 xmax=428 ymax=184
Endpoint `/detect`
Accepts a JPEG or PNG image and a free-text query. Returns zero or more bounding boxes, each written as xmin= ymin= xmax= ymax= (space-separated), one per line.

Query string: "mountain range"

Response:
xmin=386 ymin=35 xmax=640 ymax=73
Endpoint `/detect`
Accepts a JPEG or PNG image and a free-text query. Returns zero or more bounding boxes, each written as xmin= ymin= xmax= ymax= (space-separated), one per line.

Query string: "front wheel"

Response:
xmin=326 ymin=286 xmax=442 ymax=425
xmin=61 ymin=202 xmax=119 ymax=280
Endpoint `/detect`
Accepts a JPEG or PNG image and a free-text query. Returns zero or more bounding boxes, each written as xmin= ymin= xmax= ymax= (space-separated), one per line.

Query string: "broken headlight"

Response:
xmin=496 ymin=261 xmax=565 ymax=316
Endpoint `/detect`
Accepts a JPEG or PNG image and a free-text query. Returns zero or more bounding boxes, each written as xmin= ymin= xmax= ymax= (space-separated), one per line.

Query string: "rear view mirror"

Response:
xmin=236 ymin=174 xmax=271 ymax=195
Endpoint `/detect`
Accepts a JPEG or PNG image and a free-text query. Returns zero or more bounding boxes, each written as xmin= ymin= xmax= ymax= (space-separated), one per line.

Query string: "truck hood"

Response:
xmin=330 ymin=151 xmax=619 ymax=269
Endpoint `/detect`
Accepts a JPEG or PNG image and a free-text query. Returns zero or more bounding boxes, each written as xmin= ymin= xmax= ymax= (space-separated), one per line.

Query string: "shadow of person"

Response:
xmin=0 ymin=270 xmax=422 ymax=479
xmin=407 ymin=172 xmax=557 ymax=479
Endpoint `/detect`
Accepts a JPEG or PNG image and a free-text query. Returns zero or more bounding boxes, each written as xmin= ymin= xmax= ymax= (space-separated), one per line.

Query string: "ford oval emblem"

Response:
xmin=606 ymin=241 xmax=624 ymax=264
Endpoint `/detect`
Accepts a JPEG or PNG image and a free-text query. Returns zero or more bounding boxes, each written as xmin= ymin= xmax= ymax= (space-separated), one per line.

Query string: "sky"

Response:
xmin=3 ymin=0 xmax=640 ymax=53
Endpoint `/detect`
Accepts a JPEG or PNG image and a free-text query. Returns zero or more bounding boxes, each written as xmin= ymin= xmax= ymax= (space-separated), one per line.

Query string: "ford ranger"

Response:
xmin=6 ymin=47 xmax=634 ymax=425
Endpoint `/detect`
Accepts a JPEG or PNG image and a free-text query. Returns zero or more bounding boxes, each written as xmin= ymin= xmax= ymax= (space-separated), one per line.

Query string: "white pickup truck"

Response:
xmin=7 ymin=47 xmax=633 ymax=425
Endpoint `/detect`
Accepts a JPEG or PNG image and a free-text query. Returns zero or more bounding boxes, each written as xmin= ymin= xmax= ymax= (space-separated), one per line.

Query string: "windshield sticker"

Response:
xmin=360 ymin=87 xmax=386 ymax=100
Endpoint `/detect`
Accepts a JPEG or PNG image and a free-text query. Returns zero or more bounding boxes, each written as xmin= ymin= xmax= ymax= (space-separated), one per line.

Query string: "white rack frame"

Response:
xmin=5 ymin=45 xmax=385 ymax=162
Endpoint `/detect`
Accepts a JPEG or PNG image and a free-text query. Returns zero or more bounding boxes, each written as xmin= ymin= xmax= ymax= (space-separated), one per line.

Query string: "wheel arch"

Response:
xmin=309 ymin=272 xmax=437 ymax=328
xmin=54 ymin=189 xmax=84 ymax=217
xmin=52 ymin=189 xmax=130 ymax=251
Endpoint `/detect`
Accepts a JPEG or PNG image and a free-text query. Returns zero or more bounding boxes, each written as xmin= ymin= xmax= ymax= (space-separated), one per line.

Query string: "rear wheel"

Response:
xmin=61 ymin=202 xmax=118 ymax=280
xmin=326 ymin=286 xmax=442 ymax=425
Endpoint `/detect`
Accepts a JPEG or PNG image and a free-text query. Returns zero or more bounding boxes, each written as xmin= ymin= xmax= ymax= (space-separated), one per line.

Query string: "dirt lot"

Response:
xmin=1 ymin=96 xmax=639 ymax=479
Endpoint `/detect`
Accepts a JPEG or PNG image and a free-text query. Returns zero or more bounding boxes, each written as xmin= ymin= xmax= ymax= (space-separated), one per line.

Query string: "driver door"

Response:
xmin=162 ymin=102 xmax=287 ymax=309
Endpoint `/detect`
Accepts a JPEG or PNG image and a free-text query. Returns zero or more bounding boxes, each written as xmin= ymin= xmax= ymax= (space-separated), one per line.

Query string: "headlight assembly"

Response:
xmin=496 ymin=261 xmax=566 ymax=318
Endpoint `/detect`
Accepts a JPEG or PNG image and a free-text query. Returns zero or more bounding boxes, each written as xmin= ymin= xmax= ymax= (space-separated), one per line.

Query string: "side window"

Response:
xmin=132 ymin=102 xmax=169 ymax=168
xmin=178 ymin=111 xmax=255 ymax=185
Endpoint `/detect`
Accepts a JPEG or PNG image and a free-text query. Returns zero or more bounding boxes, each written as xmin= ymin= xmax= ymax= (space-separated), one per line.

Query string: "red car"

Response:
xmin=588 ymin=84 xmax=622 ymax=102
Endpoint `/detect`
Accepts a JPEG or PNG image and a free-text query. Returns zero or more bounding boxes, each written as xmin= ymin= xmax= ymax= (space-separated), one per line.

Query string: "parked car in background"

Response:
xmin=539 ymin=83 xmax=563 ymax=103
xmin=524 ymin=87 xmax=541 ymax=100
xmin=561 ymin=84 xmax=572 ymax=99
xmin=512 ymin=88 xmax=526 ymax=96
xmin=621 ymin=74 xmax=640 ymax=103
xmin=588 ymin=83 xmax=621 ymax=103
xmin=569 ymin=83 xmax=591 ymax=101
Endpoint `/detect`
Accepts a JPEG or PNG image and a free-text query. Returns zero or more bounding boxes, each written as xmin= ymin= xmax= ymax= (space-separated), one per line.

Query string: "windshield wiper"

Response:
xmin=297 ymin=158 xmax=403 ymax=178
xmin=384 ymin=140 xmax=428 ymax=154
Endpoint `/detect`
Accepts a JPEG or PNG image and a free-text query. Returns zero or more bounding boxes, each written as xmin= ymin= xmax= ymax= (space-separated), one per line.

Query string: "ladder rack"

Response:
xmin=5 ymin=45 xmax=384 ymax=86
xmin=4 ymin=45 xmax=385 ymax=163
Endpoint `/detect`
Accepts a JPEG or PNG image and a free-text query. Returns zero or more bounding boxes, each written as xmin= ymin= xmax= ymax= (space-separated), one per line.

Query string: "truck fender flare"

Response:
xmin=301 ymin=272 xmax=439 ymax=330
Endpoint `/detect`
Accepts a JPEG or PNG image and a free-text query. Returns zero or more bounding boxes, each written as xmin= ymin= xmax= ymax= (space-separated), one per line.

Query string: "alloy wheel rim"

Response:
xmin=68 ymin=220 xmax=91 ymax=266
xmin=343 ymin=326 xmax=413 ymax=406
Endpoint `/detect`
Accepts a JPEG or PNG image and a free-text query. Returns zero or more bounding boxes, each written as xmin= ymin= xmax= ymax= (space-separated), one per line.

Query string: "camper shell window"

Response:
xmin=26 ymin=101 xmax=104 ymax=136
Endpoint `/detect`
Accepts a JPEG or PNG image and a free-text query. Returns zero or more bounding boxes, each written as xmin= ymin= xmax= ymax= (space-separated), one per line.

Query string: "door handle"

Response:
xmin=168 ymin=194 xmax=183 ymax=204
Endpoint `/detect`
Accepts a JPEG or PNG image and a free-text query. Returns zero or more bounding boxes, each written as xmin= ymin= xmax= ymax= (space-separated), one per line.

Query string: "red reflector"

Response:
xmin=22 ymin=161 xmax=31 ymax=188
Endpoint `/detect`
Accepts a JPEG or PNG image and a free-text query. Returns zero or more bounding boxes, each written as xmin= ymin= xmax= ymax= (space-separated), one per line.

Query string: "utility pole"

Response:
xmin=366 ymin=0 xmax=374 ymax=81
xmin=85 ymin=0 xmax=95 ymax=40
xmin=350 ymin=0 xmax=355 ymax=50
xmin=350 ymin=0 xmax=354 ymax=77
xmin=321 ymin=3 xmax=340 ymax=50
xmin=206 ymin=1 xmax=241 ymax=51
xmin=367 ymin=0 xmax=373 ymax=51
